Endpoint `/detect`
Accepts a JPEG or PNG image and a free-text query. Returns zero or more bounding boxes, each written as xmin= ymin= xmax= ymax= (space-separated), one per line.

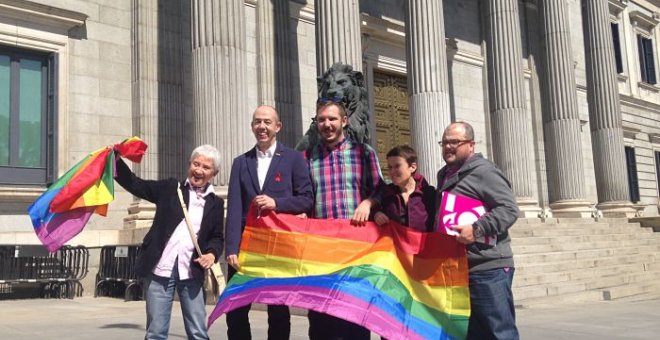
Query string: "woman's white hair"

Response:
xmin=189 ymin=144 xmax=221 ymax=173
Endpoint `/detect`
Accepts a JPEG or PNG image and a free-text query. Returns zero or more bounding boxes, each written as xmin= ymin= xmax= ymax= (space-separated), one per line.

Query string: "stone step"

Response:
xmin=514 ymin=244 xmax=660 ymax=265
xmin=514 ymin=280 xmax=592 ymax=300
xmin=512 ymin=233 xmax=645 ymax=246
xmin=514 ymin=271 xmax=571 ymax=287
xmin=511 ymin=226 xmax=652 ymax=238
xmin=515 ymin=254 xmax=656 ymax=275
xmin=626 ymin=268 xmax=660 ymax=284
xmin=602 ymin=279 xmax=660 ymax=300
xmin=515 ymin=289 xmax=603 ymax=308
xmin=513 ymin=224 xmax=621 ymax=233
xmin=523 ymin=221 xmax=651 ymax=230
xmin=514 ymin=262 xmax=650 ymax=287
xmin=512 ymin=238 xmax=659 ymax=254
xmin=570 ymin=263 xmax=647 ymax=283
xmin=511 ymin=218 xmax=660 ymax=306
xmin=515 ymin=264 xmax=660 ymax=300
xmin=512 ymin=221 xmax=657 ymax=238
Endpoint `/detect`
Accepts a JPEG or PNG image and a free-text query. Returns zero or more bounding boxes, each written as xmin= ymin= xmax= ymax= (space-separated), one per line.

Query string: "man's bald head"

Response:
xmin=253 ymin=105 xmax=280 ymax=122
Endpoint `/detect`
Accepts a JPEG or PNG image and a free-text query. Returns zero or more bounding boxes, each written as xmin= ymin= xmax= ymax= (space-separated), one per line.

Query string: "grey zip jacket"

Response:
xmin=437 ymin=153 xmax=519 ymax=272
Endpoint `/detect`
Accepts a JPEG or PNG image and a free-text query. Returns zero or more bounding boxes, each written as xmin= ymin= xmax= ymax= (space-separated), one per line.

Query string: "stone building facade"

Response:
xmin=1 ymin=0 xmax=659 ymax=247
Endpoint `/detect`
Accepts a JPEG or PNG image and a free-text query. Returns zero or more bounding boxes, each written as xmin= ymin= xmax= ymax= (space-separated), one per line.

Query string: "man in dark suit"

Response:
xmin=225 ymin=105 xmax=314 ymax=340
xmin=115 ymin=144 xmax=224 ymax=340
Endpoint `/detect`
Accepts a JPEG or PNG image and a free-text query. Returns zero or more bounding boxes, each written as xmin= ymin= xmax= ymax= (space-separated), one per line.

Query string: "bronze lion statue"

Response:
xmin=295 ymin=62 xmax=371 ymax=151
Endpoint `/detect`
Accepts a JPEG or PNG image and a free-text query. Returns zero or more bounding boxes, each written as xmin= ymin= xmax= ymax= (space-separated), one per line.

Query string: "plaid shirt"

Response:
xmin=306 ymin=138 xmax=383 ymax=219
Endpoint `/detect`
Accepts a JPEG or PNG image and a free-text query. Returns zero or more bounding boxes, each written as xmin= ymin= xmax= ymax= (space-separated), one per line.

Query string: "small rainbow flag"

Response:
xmin=208 ymin=208 xmax=470 ymax=340
xmin=27 ymin=137 xmax=147 ymax=252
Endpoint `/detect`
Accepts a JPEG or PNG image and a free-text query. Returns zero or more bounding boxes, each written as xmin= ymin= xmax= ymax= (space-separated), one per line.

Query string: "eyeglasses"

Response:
xmin=438 ymin=139 xmax=473 ymax=148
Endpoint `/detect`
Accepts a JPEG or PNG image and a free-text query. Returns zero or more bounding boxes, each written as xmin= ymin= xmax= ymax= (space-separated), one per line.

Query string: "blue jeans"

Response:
xmin=467 ymin=267 xmax=519 ymax=340
xmin=144 ymin=269 xmax=209 ymax=340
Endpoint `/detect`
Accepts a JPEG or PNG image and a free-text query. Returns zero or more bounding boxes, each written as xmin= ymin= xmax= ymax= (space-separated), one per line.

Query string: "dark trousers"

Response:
xmin=467 ymin=267 xmax=519 ymax=340
xmin=226 ymin=265 xmax=291 ymax=340
xmin=308 ymin=310 xmax=370 ymax=340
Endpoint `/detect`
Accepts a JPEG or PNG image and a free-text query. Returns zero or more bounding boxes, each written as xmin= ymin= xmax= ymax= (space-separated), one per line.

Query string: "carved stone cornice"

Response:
xmin=0 ymin=187 xmax=43 ymax=203
xmin=609 ymin=0 xmax=628 ymax=16
xmin=0 ymin=0 xmax=87 ymax=30
xmin=630 ymin=9 xmax=660 ymax=31
xmin=361 ymin=13 xmax=405 ymax=45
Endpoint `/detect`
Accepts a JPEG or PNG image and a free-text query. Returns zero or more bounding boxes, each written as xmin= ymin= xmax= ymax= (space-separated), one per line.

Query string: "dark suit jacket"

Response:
xmin=225 ymin=143 xmax=313 ymax=256
xmin=115 ymin=158 xmax=224 ymax=282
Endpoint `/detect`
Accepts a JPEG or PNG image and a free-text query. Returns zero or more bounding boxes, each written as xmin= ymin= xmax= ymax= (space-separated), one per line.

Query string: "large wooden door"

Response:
xmin=373 ymin=71 xmax=410 ymax=174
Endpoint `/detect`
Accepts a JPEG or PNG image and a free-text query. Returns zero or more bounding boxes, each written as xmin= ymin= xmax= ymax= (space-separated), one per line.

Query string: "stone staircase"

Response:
xmin=511 ymin=217 xmax=660 ymax=307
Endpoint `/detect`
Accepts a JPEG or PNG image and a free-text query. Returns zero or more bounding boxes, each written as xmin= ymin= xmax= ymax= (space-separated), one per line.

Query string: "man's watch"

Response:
xmin=472 ymin=224 xmax=485 ymax=238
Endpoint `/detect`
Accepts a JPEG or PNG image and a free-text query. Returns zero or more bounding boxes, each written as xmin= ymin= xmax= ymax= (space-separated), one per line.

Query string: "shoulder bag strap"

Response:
xmin=176 ymin=186 xmax=204 ymax=257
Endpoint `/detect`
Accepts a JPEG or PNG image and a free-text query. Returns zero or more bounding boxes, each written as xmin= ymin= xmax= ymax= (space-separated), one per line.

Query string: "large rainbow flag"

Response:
xmin=208 ymin=208 xmax=470 ymax=339
xmin=27 ymin=137 xmax=147 ymax=252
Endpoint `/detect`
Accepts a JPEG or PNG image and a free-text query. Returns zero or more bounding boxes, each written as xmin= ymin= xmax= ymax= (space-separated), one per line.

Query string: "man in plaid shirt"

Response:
xmin=305 ymin=100 xmax=384 ymax=339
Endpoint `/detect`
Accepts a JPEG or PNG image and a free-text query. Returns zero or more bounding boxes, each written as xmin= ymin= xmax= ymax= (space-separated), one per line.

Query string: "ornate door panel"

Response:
xmin=373 ymin=71 xmax=410 ymax=174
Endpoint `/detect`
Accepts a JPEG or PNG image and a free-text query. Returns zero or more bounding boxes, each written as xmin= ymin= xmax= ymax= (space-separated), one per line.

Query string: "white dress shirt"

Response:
xmin=256 ymin=141 xmax=277 ymax=190
xmin=152 ymin=180 xmax=214 ymax=280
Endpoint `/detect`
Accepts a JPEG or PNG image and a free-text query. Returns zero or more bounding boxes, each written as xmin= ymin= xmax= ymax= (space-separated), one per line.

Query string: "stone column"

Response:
xmin=538 ymin=0 xmax=592 ymax=217
xmin=132 ymin=0 xmax=189 ymax=180
xmin=257 ymin=0 xmax=296 ymax=147
xmin=128 ymin=0 xmax=188 ymax=228
xmin=582 ymin=0 xmax=634 ymax=217
xmin=405 ymin=0 xmax=450 ymax=184
xmin=191 ymin=0 xmax=251 ymax=186
xmin=485 ymin=0 xmax=540 ymax=217
xmin=315 ymin=0 xmax=362 ymax=74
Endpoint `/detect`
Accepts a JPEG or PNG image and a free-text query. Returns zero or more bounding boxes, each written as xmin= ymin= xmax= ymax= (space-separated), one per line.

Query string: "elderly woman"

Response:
xmin=115 ymin=144 xmax=224 ymax=340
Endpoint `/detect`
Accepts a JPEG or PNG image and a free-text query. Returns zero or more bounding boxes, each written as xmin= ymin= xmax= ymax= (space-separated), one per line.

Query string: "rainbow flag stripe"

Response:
xmin=28 ymin=137 xmax=147 ymax=252
xmin=208 ymin=210 xmax=470 ymax=339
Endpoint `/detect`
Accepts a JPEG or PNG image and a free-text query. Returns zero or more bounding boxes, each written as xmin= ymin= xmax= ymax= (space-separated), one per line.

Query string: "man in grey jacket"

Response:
xmin=437 ymin=122 xmax=520 ymax=340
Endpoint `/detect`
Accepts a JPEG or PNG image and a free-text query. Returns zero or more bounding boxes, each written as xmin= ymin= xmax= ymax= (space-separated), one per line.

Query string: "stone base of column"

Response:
xmin=596 ymin=201 xmax=637 ymax=218
xmin=549 ymin=200 xmax=594 ymax=218
xmin=214 ymin=185 xmax=228 ymax=200
xmin=517 ymin=198 xmax=543 ymax=218
xmin=123 ymin=201 xmax=156 ymax=229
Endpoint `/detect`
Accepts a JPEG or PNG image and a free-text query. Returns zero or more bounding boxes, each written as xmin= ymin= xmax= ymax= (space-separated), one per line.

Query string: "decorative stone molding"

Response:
xmin=649 ymin=133 xmax=660 ymax=144
xmin=622 ymin=125 xmax=642 ymax=139
xmin=608 ymin=0 xmax=628 ymax=16
xmin=630 ymin=9 xmax=659 ymax=33
xmin=0 ymin=0 xmax=87 ymax=32
xmin=290 ymin=1 xmax=315 ymax=25
xmin=0 ymin=187 xmax=43 ymax=203
xmin=361 ymin=13 xmax=405 ymax=45
xmin=637 ymin=81 xmax=660 ymax=93
xmin=550 ymin=200 xmax=596 ymax=218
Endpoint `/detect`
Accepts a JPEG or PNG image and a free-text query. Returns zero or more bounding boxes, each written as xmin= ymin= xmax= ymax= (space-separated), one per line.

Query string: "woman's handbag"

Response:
xmin=176 ymin=186 xmax=225 ymax=302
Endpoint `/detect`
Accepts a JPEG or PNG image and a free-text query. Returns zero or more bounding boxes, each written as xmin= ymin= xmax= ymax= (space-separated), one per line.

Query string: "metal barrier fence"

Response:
xmin=0 ymin=245 xmax=89 ymax=299
xmin=94 ymin=245 xmax=142 ymax=301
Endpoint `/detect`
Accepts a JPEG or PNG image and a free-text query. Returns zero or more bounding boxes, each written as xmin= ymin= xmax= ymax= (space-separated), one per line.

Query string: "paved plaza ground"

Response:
xmin=1 ymin=296 xmax=658 ymax=339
